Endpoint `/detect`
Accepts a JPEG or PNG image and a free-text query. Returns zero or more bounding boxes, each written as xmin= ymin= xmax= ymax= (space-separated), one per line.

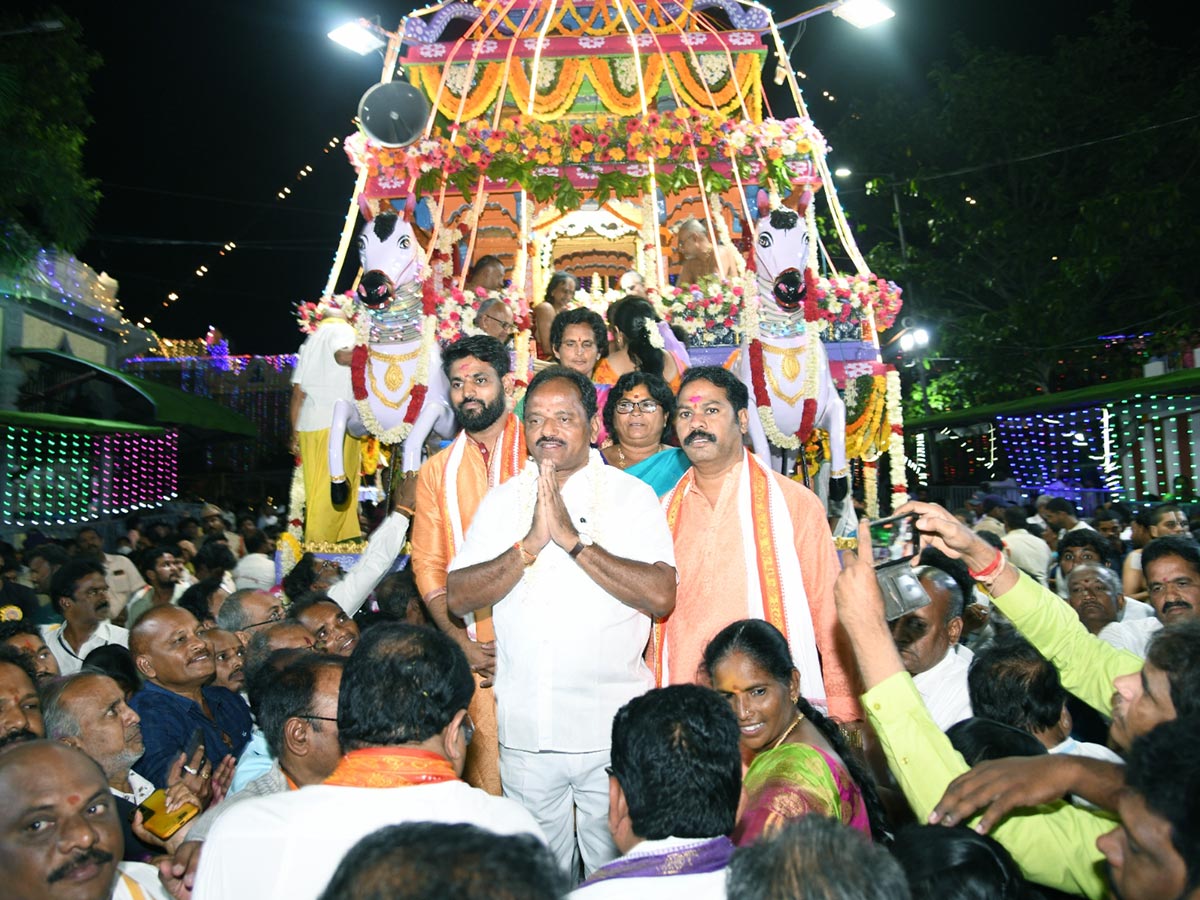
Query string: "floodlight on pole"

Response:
xmin=328 ymin=20 xmax=387 ymax=55
xmin=773 ymin=0 xmax=895 ymax=29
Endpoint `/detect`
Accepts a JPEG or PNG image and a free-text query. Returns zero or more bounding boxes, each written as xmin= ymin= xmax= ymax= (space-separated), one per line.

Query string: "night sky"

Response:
xmin=41 ymin=0 xmax=1161 ymax=356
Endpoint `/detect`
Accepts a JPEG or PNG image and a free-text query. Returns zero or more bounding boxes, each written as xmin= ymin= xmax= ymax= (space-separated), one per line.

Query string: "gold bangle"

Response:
xmin=395 ymin=505 xmax=416 ymax=517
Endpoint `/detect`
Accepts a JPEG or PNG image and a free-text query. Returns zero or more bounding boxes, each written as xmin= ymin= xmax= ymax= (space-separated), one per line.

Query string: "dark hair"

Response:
xmin=543 ymin=271 xmax=576 ymax=305
xmin=702 ymin=620 xmax=888 ymax=842
xmin=251 ymin=653 xmax=345 ymax=760
xmin=610 ymin=296 xmax=666 ymax=377
xmin=677 ymin=365 xmax=749 ymax=414
xmin=549 ymin=306 xmax=607 ymax=358
xmin=525 ymin=365 xmax=598 ymax=424
xmin=1057 ymin=529 xmax=1113 ymax=566
xmin=49 ymin=560 xmax=106 ymax=613
xmin=244 ymin=530 xmax=270 ymax=555
xmin=467 ymin=254 xmax=503 ymax=281
xmin=287 ymin=592 xmax=339 ymax=622
xmin=890 ymin=825 xmax=1032 ymax=900
xmin=1042 ymin=497 xmax=1076 ymax=517
xmin=179 ymin=577 xmax=226 ymax=625
xmin=603 ymin=371 xmax=675 ymax=445
xmin=1142 ymin=535 xmax=1200 ymax=580
xmin=25 ymin=543 xmax=68 ymax=569
xmin=0 ymin=644 xmax=38 ymax=686
xmin=1145 ymin=620 xmax=1200 ymax=719
xmin=139 ymin=545 xmax=178 ymax=580
xmin=194 ymin=540 xmax=236 ymax=575
xmin=727 ymin=815 xmax=911 ymax=900
xmin=1149 ymin=503 xmax=1184 ymax=528
xmin=441 ymin=333 xmax=511 ymax=381
xmin=1124 ymin=715 xmax=1200 ymax=893
xmin=1092 ymin=507 xmax=1123 ymax=527
xmin=976 ymin=530 xmax=1004 ymax=551
xmin=81 ymin=645 xmax=141 ymax=696
xmin=946 ymin=717 xmax=1047 ymax=765
xmin=281 ymin=555 xmax=318 ymax=601
xmin=968 ymin=638 xmax=1065 ymax=735
xmin=317 ymin=822 xmax=567 ymax=900
xmin=1001 ymin=507 xmax=1032 ymax=531
xmin=337 ymin=623 xmax=473 ymax=751
xmin=0 ymin=619 xmax=42 ymax=644
xmin=610 ymin=685 xmax=741 ymax=840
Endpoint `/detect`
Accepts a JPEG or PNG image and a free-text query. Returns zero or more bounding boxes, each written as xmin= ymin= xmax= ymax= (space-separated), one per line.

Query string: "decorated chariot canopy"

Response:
xmin=310 ymin=0 xmax=910 ymax=519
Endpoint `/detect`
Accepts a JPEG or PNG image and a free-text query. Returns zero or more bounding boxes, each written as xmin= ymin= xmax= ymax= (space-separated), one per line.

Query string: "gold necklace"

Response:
xmin=759 ymin=342 xmax=804 ymax=381
xmin=367 ymin=345 xmax=422 ymax=393
xmin=772 ymin=711 xmax=805 ymax=749
xmin=616 ymin=443 xmax=664 ymax=470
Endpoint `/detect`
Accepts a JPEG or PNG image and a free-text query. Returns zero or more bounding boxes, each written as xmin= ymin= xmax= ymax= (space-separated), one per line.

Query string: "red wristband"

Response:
xmin=968 ymin=548 xmax=1004 ymax=580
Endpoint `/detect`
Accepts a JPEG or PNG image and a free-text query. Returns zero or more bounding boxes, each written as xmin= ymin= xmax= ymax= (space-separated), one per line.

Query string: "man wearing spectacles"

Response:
xmin=475 ymin=298 xmax=516 ymax=345
xmin=41 ymin=560 xmax=129 ymax=676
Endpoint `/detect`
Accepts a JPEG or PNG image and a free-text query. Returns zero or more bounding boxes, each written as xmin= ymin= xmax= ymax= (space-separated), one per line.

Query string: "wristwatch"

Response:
xmin=568 ymin=533 xmax=594 ymax=559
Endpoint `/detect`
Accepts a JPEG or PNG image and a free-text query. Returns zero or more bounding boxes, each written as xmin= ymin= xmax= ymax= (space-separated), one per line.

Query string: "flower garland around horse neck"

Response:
xmin=348 ymin=284 xmax=437 ymax=445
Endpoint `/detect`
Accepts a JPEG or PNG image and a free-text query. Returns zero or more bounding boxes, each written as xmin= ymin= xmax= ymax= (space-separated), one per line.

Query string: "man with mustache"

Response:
xmin=42 ymin=562 xmax=129 ymax=677
xmin=0 ymin=646 xmax=43 ymax=752
xmin=0 ymin=741 xmax=169 ymax=899
xmin=1095 ymin=535 xmax=1200 ymax=658
xmin=447 ymin=365 xmax=676 ymax=876
xmin=656 ymin=367 xmax=849 ymax=720
xmin=412 ymin=335 xmax=528 ymax=796
xmin=128 ymin=606 xmax=251 ymax=788
xmin=0 ymin=620 xmax=61 ymax=683
xmin=41 ymin=672 xmax=203 ymax=863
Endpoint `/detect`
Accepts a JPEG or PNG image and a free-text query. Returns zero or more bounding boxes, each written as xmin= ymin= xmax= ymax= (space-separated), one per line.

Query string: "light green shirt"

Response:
xmin=987 ymin=570 xmax=1143 ymax=716
xmin=864 ymin=672 xmax=1115 ymax=899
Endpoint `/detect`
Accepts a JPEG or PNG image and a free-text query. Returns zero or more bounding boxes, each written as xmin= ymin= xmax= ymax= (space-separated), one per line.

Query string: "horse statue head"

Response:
xmin=357 ymin=210 xmax=424 ymax=309
xmin=754 ymin=200 xmax=811 ymax=314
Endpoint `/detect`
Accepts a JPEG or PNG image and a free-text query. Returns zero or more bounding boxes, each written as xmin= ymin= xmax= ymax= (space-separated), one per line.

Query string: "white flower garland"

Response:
xmin=645 ymin=317 xmax=664 ymax=349
xmin=287 ymin=461 xmax=305 ymax=542
xmin=864 ymin=462 xmax=879 ymax=519
xmin=886 ymin=369 xmax=907 ymax=511
xmin=352 ymin=310 xmax=438 ymax=445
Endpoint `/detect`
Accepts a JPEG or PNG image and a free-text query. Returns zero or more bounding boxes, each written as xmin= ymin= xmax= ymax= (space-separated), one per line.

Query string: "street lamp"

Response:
xmin=776 ymin=0 xmax=895 ymax=29
xmin=327 ymin=20 xmax=387 ymax=55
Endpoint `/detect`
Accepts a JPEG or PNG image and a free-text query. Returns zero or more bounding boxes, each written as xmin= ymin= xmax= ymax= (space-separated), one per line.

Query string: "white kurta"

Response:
xmin=568 ymin=837 xmax=730 ymax=900
xmin=449 ymin=454 xmax=676 ymax=753
xmin=41 ymin=620 xmax=129 ymax=676
xmin=291 ymin=319 xmax=356 ymax=433
xmin=911 ymin=643 xmax=974 ymax=732
xmin=194 ymin=780 xmax=545 ymax=900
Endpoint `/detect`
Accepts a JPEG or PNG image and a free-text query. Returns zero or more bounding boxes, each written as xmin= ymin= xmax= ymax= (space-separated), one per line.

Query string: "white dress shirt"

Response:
xmin=1097 ymin=616 xmax=1161 ymax=659
xmin=450 ymin=454 xmax=676 ymax=753
xmin=194 ymin=779 xmax=545 ymax=900
xmin=911 ymin=643 xmax=974 ymax=731
xmin=115 ymin=862 xmax=172 ymax=900
xmin=1003 ymin=530 xmax=1052 ymax=585
xmin=41 ymin=620 xmax=129 ymax=675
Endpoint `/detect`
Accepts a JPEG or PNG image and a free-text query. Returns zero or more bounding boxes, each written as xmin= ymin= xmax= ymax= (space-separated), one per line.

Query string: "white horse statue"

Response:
xmin=734 ymin=204 xmax=850 ymax=510
xmin=328 ymin=208 xmax=455 ymax=504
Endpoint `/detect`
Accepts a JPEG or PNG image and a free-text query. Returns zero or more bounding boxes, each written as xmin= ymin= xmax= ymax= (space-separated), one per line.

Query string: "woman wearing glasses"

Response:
xmin=600 ymin=372 xmax=690 ymax=496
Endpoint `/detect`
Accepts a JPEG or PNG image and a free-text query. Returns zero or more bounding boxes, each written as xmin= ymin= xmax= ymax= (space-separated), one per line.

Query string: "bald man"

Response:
xmin=0 ymin=741 xmax=169 ymax=899
xmin=128 ymin=606 xmax=251 ymax=787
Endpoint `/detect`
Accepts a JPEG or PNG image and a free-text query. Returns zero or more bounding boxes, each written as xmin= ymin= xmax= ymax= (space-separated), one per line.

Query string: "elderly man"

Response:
xmin=287 ymin=596 xmax=358 ymax=657
xmin=475 ymin=297 xmax=516 ymax=344
xmin=412 ymin=335 xmax=528 ymax=794
xmin=128 ymin=606 xmax=251 ymax=787
xmin=1097 ymin=535 xmax=1200 ymax=658
xmin=0 ymin=646 xmax=43 ymax=751
xmin=0 ymin=620 xmax=60 ymax=683
xmin=124 ymin=547 xmax=187 ymax=628
xmin=40 ymin=671 xmax=205 ymax=862
xmin=1066 ymin=564 xmax=1130 ymax=641
xmin=464 ymin=254 xmax=505 ymax=294
xmin=194 ymin=624 xmax=545 ymax=900
xmin=675 ymin=217 xmax=741 ymax=285
xmin=448 ymin=365 xmax=676 ymax=875
xmin=214 ymin=589 xmax=285 ymax=643
xmin=75 ymin=527 xmax=146 ymax=622
xmin=888 ymin=549 xmax=975 ymax=731
xmin=42 ymin=561 xmax=129 ymax=676
xmin=659 ymin=367 xmax=849 ymax=718
xmin=571 ymin=685 xmax=741 ymax=898
xmin=0 ymin=741 xmax=171 ymax=899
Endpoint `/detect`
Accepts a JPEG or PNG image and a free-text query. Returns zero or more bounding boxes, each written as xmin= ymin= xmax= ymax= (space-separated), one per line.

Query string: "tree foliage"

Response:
xmin=0 ymin=9 xmax=101 ymax=268
xmin=827 ymin=5 xmax=1200 ymax=417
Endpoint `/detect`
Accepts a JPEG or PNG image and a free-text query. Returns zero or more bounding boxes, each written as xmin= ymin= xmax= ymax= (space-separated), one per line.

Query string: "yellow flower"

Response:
xmin=579 ymin=140 xmax=594 ymax=153
xmin=536 ymin=150 xmax=551 ymax=164
xmin=486 ymin=137 xmax=502 ymax=152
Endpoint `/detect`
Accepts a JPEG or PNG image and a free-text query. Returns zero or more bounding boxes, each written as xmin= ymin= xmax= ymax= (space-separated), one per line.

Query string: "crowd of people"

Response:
xmin=1 ymin=240 xmax=1198 ymax=899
